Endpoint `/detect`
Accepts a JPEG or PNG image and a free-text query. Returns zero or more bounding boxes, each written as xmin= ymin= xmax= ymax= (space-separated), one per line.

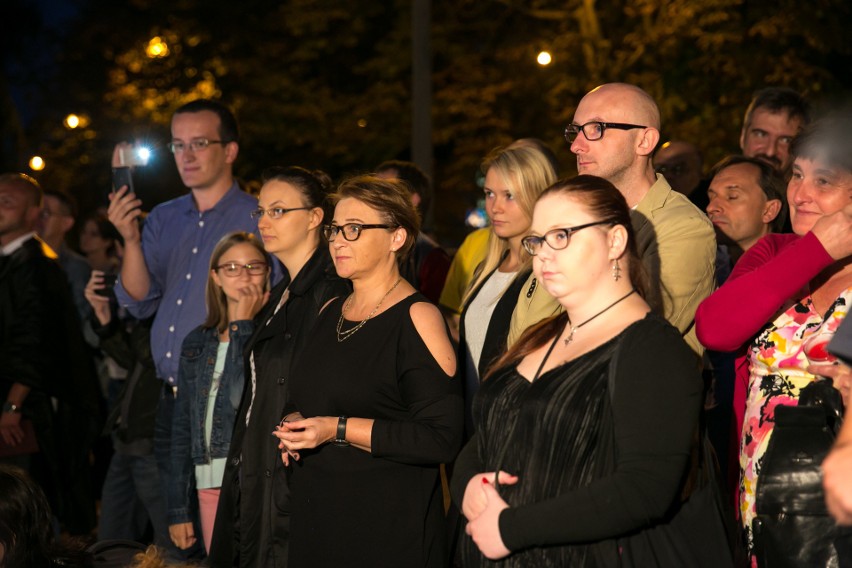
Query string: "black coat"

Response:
xmin=209 ymin=246 xmax=350 ymax=568
xmin=93 ymin=315 xmax=159 ymax=451
xmin=0 ymin=237 xmax=101 ymax=532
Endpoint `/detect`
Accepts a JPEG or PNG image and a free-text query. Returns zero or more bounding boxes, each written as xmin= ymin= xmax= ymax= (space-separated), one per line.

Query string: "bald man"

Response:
xmin=0 ymin=173 xmax=100 ymax=533
xmin=509 ymin=83 xmax=716 ymax=355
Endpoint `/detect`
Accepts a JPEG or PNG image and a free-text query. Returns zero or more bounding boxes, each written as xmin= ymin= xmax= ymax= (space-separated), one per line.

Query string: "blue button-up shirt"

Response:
xmin=115 ymin=183 xmax=268 ymax=385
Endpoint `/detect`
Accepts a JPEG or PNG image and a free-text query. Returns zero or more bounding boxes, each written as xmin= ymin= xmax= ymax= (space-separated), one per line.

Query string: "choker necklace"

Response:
xmin=563 ymin=288 xmax=636 ymax=346
xmin=336 ymin=277 xmax=403 ymax=342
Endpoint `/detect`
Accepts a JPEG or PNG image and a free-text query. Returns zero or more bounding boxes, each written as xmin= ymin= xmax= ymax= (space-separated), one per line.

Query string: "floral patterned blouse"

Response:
xmin=740 ymin=286 xmax=851 ymax=549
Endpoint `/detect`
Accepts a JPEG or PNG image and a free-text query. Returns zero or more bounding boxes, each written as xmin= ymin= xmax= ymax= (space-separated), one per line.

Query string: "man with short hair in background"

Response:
xmin=0 ymin=173 xmax=100 ymax=535
xmin=375 ymin=160 xmax=450 ymax=304
xmin=739 ymin=87 xmax=810 ymax=172
xmin=703 ymin=155 xmax=785 ymax=480
xmin=706 ymin=155 xmax=785 ymax=277
xmin=108 ymin=99 xmax=262 ymax=558
xmin=39 ymin=189 xmax=92 ymax=324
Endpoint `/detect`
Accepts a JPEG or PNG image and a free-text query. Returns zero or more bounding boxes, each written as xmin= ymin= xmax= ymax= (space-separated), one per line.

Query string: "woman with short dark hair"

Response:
xmin=274 ymin=175 xmax=463 ymax=568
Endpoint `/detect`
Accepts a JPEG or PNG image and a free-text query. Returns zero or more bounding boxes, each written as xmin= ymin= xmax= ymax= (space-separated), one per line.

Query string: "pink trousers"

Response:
xmin=198 ymin=488 xmax=221 ymax=553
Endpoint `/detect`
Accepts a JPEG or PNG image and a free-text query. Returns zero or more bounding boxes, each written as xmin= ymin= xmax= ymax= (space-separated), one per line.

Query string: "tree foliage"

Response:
xmin=9 ymin=0 xmax=852 ymax=241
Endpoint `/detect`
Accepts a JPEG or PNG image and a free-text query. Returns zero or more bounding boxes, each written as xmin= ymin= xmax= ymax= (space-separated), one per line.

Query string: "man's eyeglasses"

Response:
xmin=564 ymin=121 xmax=647 ymax=143
xmin=323 ymin=223 xmax=395 ymax=242
xmin=521 ymin=220 xmax=615 ymax=256
xmin=250 ymin=206 xmax=311 ymax=220
xmin=215 ymin=262 xmax=269 ymax=277
xmin=167 ymin=139 xmax=227 ymax=153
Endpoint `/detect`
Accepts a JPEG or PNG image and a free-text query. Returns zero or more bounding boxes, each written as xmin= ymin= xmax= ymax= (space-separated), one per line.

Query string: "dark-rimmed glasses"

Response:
xmin=168 ymin=139 xmax=227 ymax=153
xmin=215 ymin=262 xmax=269 ymax=277
xmin=323 ymin=223 xmax=394 ymax=242
xmin=250 ymin=206 xmax=311 ymax=220
xmin=521 ymin=221 xmax=615 ymax=256
xmin=564 ymin=121 xmax=647 ymax=143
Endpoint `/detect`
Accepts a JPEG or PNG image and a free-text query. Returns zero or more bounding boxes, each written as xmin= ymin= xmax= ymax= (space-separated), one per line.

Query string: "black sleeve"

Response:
xmin=92 ymin=317 xmax=135 ymax=370
xmin=370 ymin=304 xmax=464 ymax=465
xmin=450 ymin=432 xmax=483 ymax=506
xmin=498 ymin=318 xmax=702 ymax=550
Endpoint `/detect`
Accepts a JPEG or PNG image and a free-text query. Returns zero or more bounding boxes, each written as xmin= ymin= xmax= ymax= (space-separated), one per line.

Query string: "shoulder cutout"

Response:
xmin=409 ymin=301 xmax=457 ymax=376
xmin=319 ymin=296 xmax=341 ymax=315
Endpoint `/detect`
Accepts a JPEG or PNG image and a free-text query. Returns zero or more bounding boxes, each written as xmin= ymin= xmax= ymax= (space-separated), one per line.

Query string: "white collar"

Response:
xmin=1 ymin=232 xmax=36 ymax=255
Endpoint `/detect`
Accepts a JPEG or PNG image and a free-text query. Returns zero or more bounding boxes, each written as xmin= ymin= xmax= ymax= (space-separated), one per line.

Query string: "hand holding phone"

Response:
xmin=94 ymin=273 xmax=118 ymax=298
xmin=107 ymin=186 xmax=143 ymax=245
xmin=112 ymin=166 xmax=134 ymax=194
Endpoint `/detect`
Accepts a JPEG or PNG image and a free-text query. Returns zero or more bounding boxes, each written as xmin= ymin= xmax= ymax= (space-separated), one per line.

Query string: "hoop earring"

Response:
xmin=611 ymin=259 xmax=621 ymax=281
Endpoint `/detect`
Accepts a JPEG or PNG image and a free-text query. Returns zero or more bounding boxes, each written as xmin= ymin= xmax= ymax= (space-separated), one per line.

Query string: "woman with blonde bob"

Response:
xmin=452 ymin=175 xmax=730 ymax=567
xmin=459 ymin=144 xmax=557 ymax=433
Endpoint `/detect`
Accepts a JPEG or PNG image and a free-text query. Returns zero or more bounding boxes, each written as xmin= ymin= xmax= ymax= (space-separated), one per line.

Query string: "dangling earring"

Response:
xmin=611 ymin=259 xmax=621 ymax=281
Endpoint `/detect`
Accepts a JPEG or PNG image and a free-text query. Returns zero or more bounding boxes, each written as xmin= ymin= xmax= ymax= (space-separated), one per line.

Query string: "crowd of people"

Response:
xmin=1 ymin=84 xmax=851 ymax=568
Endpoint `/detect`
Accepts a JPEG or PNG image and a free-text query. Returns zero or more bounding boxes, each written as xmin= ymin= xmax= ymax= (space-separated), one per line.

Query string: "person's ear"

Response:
xmin=307 ymin=207 xmax=324 ymax=232
xmin=608 ymin=224 xmax=629 ymax=259
xmin=763 ymin=199 xmax=782 ymax=224
xmin=211 ymin=268 xmax=223 ymax=289
xmin=61 ymin=215 xmax=75 ymax=234
xmin=390 ymin=227 xmax=408 ymax=253
xmin=223 ymin=141 xmax=239 ymax=164
xmin=636 ymin=127 xmax=660 ymax=157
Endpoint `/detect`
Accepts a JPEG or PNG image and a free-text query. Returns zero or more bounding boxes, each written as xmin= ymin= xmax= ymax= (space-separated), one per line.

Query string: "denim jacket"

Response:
xmin=168 ymin=320 xmax=253 ymax=524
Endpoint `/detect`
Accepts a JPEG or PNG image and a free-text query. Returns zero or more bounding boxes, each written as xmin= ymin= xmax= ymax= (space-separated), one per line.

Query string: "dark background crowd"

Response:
xmin=2 ymin=1 xmax=852 ymax=567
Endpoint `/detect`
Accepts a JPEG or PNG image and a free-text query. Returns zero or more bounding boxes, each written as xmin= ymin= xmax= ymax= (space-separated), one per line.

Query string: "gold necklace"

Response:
xmin=336 ymin=277 xmax=403 ymax=342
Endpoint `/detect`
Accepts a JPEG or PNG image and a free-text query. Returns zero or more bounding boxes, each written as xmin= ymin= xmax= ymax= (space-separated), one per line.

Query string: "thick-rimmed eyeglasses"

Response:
xmin=323 ymin=223 xmax=394 ymax=242
xmin=215 ymin=262 xmax=269 ymax=277
xmin=250 ymin=206 xmax=311 ymax=220
xmin=167 ymin=139 xmax=227 ymax=153
xmin=564 ymin=121 xmax=647 ymax=143
xmin=521 ymin=220 xmax=615 ymax=256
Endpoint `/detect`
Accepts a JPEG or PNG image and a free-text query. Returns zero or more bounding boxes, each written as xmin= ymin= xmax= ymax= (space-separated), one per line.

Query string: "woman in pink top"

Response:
xmin=696 ymin=116 xmax=852 ymax=563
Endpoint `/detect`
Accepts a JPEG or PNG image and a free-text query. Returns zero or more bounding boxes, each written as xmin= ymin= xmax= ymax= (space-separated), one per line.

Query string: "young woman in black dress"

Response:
xmin=452 ymin=175 xmax=729 ymax=567
xmin=273 ymin=175 xmax=463 ymax=568
xmin=209 ymin=167 xmax=350 ymax=567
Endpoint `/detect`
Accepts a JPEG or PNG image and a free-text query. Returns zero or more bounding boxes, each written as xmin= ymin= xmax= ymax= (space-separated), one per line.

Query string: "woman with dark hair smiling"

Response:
xmin=274 ymin=175 xmax=463 ymax=568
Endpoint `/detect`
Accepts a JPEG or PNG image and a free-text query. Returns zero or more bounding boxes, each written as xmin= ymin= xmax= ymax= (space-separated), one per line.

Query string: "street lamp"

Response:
xmin=537 ymin=51 xmax=552 ymax=66
xmin=64 ymin=114 xmax=80 ymax=129
xmin=146 ymin=36 xmax=170 ymax=58
xmin=29 ymin=156 xmax=45 ymax=171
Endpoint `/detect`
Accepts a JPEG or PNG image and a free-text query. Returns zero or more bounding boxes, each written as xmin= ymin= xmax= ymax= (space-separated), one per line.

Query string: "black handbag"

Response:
xmin=752 ymin=378 xmax=844 ymax=568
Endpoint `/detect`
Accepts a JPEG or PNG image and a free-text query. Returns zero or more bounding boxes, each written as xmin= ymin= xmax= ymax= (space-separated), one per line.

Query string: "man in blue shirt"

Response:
xmin=108 ymin=99 xmax=260 ymax=557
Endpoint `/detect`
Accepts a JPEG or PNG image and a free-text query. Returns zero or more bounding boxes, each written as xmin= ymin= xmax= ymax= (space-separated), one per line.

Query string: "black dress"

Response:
xmin=209 ymin=247 xmax=350 ymax=568
xmin=286 ymin=292 xmax=464 ymax=568
xmin=452 ymin=314 xmax=729 ymax=567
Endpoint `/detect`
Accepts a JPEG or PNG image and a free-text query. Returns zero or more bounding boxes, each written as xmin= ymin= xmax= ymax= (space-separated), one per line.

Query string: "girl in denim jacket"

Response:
xmin=168 ymin=232 xmax=270 ymax=553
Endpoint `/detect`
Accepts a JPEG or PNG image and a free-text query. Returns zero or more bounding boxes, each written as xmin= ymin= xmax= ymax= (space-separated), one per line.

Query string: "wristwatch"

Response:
xmin=2 ymin=401 xmax=21 ymax=414
xmin=333 ymin=416 xmax=349 ymax=446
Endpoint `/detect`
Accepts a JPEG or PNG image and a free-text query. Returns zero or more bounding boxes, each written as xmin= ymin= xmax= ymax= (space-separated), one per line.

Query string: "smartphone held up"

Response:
xmin=111 ymin=143 xmax=153 ymax=195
